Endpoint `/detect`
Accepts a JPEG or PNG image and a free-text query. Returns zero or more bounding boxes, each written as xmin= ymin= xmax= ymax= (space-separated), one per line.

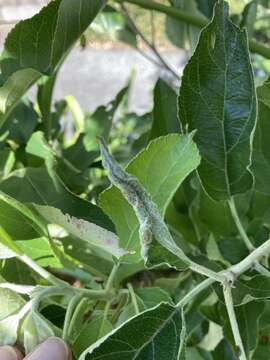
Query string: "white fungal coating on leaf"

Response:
xmin=99 ymin=137 xmax=191 ymax=265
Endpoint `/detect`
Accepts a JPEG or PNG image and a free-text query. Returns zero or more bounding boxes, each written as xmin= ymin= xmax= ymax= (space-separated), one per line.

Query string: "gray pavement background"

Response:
xmin=0 ymin=0 xmax=187 ymax=114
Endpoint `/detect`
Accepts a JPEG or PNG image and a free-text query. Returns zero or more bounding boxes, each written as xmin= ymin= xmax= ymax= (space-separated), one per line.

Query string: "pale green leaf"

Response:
xmin=22 ymin=311 xmax=55 ymax=354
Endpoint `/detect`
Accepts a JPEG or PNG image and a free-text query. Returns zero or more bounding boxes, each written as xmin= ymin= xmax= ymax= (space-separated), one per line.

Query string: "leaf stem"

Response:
xmin=177 ymin=278 xmax=214 ymax=308
xmin=62 ymin=294 xmax=83 ymax=342
xmin=114 ymin=0 xmax=270 ymax=60
xmin=19 ymin=254 xmax=67 ymax=287
xmin=127 ymin=283 xmax=140 ymax=314
xmin=228 ymin=198 xmax=254 ymax=251
xmin=68 ymin=297 xmax=90 ymax=340
xmin=105 ymin=264 xmax=119 ymax=292
xmin=223 ymin=282 xmax=247 ymax=360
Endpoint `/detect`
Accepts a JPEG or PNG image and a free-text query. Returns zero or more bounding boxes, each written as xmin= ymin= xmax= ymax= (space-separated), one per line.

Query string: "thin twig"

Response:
xmin=121 ymin=4 xmax=179 ymax=80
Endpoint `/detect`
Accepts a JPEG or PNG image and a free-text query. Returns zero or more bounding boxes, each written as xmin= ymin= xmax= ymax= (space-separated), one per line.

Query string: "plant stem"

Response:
xmin=177 ymin=278 xmax=214 ymax=308
xmin=229 ymin=239 xmax=270 ymax=277
xmin=114 ymin=0 xmax=270 ymax=60
xmin=115 ymin=0 xmax=206 ymax=27
xmin=32 ymin=286 xmax=75 ymax=312
xmin=223 ymin=283 xmax=247 ymax=360
xmin=228 ymin=197 xmax=270 ymax=276
xmin=76 ymin=288 xmax=113 ymax=300
xmin=188 ymin=261 xmax=225 ymax=283
xmin=127 ymin=283 xmax=140 ymax=314
xmin=228 ymin=198 xmax=254 ymax=251
xmin=62 ymin=294 xmax=83 ymax=342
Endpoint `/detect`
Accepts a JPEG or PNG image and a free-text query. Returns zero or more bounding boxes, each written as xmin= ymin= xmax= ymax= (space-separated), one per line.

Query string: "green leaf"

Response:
xmin=80 ymin=303 xmax=185 ymax=360
xmin=0 ymin=287 xmax=25 ymax=321
xmin=178 ymin=0 xmax=257 ymax=201
xmin=235 ymin=302 xmax=264 ymax=354
xmin=22 ymin=310 xmax=55 ymax=354
xmin=166 ymin=0 xmax=203 ymax=50
xmin=90 ymin=5 xmax=136 ymax=47
xmin=0 ymin=287 xmax=27 ymax=346
xmin=195 ymin=0 xmax=217 ymax=18
xmin=99 ymin=134 xmax=200 ymax=263
xmin=215 ymin=275 xmax=270 ymax=305
xmin=212 ymin=339 xmax=236 ymax=359
xmin=0 ymin=166 xmax=127 ymax=258
xmin=117 ymin=287 xmax=172 ymax=325
xmin=0 ymin=0 xmax=106 ymax=126
xmin=0 ymin=149 xmax=15 ymax=180
xmin=0 ymin=99 xmax=38 ymax=146
xmin=0 ymin=314 xmax=22 ymax=346
xmin=1 ymin=259 xmax=36 ymax=285
xmin=218 ymin=237 xmax=249 ymax=264
xmin=0 ymin=224 xmax=22 ymax=256
xmin=252 ymin=78 xmax=270 ymax=222
xmin=17 ymin=237 xmax=61 ymax=268
xmin=0 ymin=198 xmax=40 ymax=241
xmin=0 ymin=69 xmax=40 ymax=127
xmin=63 ymin=80 xmax=131 ymax=172
xmin=149 ymin=79 xmax=180 ymax=140
xmin=59 ymin=236 xmax=113 ymax=277
xmin=74 ymin=311 xmax=113 ymax=357
xmin=240 ymin=1 xmax=258 ymax=38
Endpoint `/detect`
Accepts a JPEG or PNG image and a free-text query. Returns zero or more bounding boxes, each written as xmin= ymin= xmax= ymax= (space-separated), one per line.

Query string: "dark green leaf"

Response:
xmin=149 ymin=79 xmax=180 ymax=140
xmin=81 ymin=303 xmax=185 ymax=360
xmin=195 ymin=0 xmax=217 ymax=18
xmin=218 ymin=237 xmax=249 ymax=264
xmin=252 ymin=78 xmax=270 ymax=223
xmin=74 ymin=311 xmax=113 ymax=357
xmin=0 ymin=166 xmax=128 ymax=258
xmin=166 ymin=0 xmax=203 ymax=50
xmin=240 ymin=1 xmax=258 ymax=38
xmin=0 ymin=99 xmax=38 ymax=146
xmin=178 ymin=1 xmax=257 ymax=200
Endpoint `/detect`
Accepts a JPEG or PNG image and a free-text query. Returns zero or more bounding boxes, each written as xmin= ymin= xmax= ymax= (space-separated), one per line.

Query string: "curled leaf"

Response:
xmin=99 ymin=138 xmax=191 ymax=266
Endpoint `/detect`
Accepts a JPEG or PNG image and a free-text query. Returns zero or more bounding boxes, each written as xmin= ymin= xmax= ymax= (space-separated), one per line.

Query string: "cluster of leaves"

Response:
xmin=1 ymin=0 xmax=270 ymax=359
